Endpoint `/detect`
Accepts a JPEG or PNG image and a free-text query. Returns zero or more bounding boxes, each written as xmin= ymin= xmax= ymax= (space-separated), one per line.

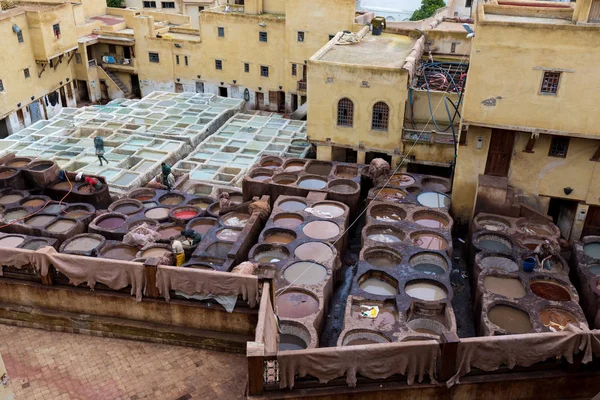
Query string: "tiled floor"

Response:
xmin=0 ymin=325 xmax=247 ymax=400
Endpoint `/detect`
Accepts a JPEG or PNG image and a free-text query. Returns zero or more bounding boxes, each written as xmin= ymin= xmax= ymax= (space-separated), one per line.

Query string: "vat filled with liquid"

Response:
xmin=276 ymin=291 xmax=320 ymax=319
xmin=294 ymin=242 xmax=334 ymax=262
xmin=411 ymin=232 xmax=448 ymax=251
xmin=530 ymin=279 xmax=571 ymax=301
xmin=412 ymin=210 xmax=449 ymax=229
xmin=405 ymin=281 xmax=448 ymax=301
xmin=273 ymin=213 xmax=303 ymax=229
xmin=488 ymin=305 xmax=532 ymax=334
xmin=366 ymin=226 xmax=404 ymax=243
xmin=303 ymin=221 xmax=340 ymax=240
xmin=363 ymin=248 xmax=402 ymax=268
xmin=61 ymin=234 xmax=104 ymax=254
xmin=100 ymin=244 xmax=139 ymax=261
xmin=283 ymin=261 xmax=328 ymax=285
xmin=369 ymin=204 xmax=406 ymax=223
xmin=278 ymin=199 xmax=306 ymax=212
xmin=358 ymin=272 xmax=397 ymax=296
xmin=297 ymin=176 xmax=327 ymax=190
xmin=310 ymin=203 xmax=345 ymax=218
xmin=483 ymin=276 xmax=526 ymax=298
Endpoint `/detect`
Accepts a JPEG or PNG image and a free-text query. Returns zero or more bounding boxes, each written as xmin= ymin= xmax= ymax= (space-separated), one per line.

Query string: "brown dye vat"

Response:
xmin=187 ymin=199 xmax=211 ymax=209
xmin=273 ymin=174 xmax=297 ymax=185
xmin=488 ymin=305 xmax=532 ymax=334
xmin=77 ymin=184 xmax=94 ymax=194
xmin=206 ymin=242 xmax=233 ymax=258
xmin=0 ymin=194 xmax=23 ymax=205
xmin=102 ymin=245 xmax=138 ymax=261
xmin=413 ymin=213 xmax=448 ymax=229
xmin=279 ymin=334 xmax=307 ymax=351
xmin=294 ymin=242 xmax=333 ymax=261
xmin=25 ymin=215 xmax=55 ymax=227
xmin=4 ymin=209 xmax=27 ymax=222
xmin=97 ymin=217 xmax=126 ymax=230
xmin=412 ymin=233 xmax=447 ymax=251
xmin=283 ymin=261 xmax=327 ymax=285
xmin=261 ymin=159 xmax=282 ymax=169
xmin=477 ymin=216 xmax=511 ymax=231
xmin=67 ymin=210 xmax=90 ymax=219
xmin=328 ymin=180 xmax=358 ymax=194
xmin=265 ymin=232 xmax=295 ymax=244
xmin=359 ymin=278 xmax=396 ymax=296
xmin=370 ymin=207 xmax=405 ymax=222
xmin=519 ymin=221 xmax=554 ymax=236
xmin=274 ymin=213 xmax=303 ymax=229
xmin=28 ymin=162 xmax=52 ymax=171
xmin=276 ymin=292 xmax=319 ymax=319
xmin=480 ymin=256 xmax=519 ymax=273
xmin=364 ymin=249 xmax=402 ymax=268
xmin=221 ymin=213 xmax=249 ymax=228
xmin=530 ymin=280 xmax=571 ymax=301
xmin=421 ymin=178 xmax=449 ymax=192
xmin=334 ymin=166 xmax=358 ymax=179
xmin=405 ymin=281 xmax=447 ymax=301
xmin=377 ymin=188 xmax=406 ymax=202
xmin=0 ymin=236 xmax=24 ymax=247
xmin=134 ymin=195 xmax=154 ymax=201
xmin=47 ymin=219 xmax=75 ymax=233
xmin=297 ymin=177 xmax=327 ymax=190
xmin=158 ymin=225 xmax=184 ymax=239
xmin=216 ymin=229 xmax=241 ymax=242
xmin=23 ymin=240 xmax=48 ymax=250
xmin=6 ymin=159 xmax=30 ymax=168
xmin=539 ymin=308 xmax=577 ymax=331
xmin=159 ymin=194 xmax=185 ymax=206
xmin=145 ymin=207 xmax=170 ymax=220
xmin=306 ymin=162 xmax=332 ymax=176
xmin=52 ymin=181 xmax=72 ymax=190
xmin=254 ymin=247 xmax=289 ymax=263
xmin=483 ymin=276 xmax=526 ymax=298
xmin=64 ymin=237 xmax=101 ymax=252
xmin=303 ymin=221 xmax=340 ymax=240
xmin=142 ymin=247 xmax=169 ymax=258
xmin=389 ymin=174 xmax=415 ymax=186
xmin=367 ymin=229 xmax=403 ymax=243
xmin=0 ymin=169 xmax=17 ymax=179
xmin=22 ymin=198 xmax=45 ymax=207
xmin=188 ymin=219 xmax=217 ymax=235
xmin=311 ymin=203 xmax=345 ymax=218
xmin=113 ymin=204 xmax=141 ymax=214
xmin=284 ymin=161 xmax=305 ymax=172
xmin=279 ymin=200 xmax=306 ymax=212
xmin=252 ymin=174 xmax=272 ymax=182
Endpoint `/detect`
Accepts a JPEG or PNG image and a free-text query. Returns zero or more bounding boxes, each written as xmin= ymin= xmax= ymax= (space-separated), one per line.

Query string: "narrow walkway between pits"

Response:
xmin=0 ymin=325 xmax=246 ymax=400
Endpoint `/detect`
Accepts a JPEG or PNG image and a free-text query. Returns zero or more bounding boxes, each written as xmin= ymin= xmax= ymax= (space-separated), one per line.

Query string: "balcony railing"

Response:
xmin=297 ymin=80 xmax=307 ymax=91
xmin=402 ymin=128 xmax=456 ymax=145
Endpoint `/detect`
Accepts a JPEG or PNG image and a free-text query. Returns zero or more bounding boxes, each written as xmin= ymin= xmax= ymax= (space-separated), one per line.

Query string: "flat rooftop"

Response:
xmin=317 ymin=32 xmax=415 ymax=69
xmin=481 ymin=1 xmax=574 ymax=25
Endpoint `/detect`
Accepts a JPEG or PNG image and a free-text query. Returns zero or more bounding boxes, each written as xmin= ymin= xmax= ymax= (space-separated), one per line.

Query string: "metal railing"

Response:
xmin=297 ymin=80 xmax=307 ymax=91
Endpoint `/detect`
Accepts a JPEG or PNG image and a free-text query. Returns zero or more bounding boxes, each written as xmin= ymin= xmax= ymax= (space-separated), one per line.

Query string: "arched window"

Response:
xmin=337 ymin=98 xmax=354 ymax=127
xmin=371 ymin=102 xmax=389 ymax=131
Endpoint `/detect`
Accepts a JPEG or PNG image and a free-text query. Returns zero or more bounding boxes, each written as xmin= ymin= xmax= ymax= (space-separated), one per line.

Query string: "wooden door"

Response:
xmin=277 ymin=91 xmax=285 ymax=113
xmin=583 ymin=206 xmax=600 ymax=237
xmin=255 ymin=92 xmax=264 ymax=110
xmin=175 ymin=83 xmax=184 ymax=93
xmin=484 ymin=129 xmax=515 ymax=177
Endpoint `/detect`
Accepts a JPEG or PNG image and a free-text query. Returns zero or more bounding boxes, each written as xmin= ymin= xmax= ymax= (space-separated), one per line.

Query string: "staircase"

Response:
xmin=105 ymin=70 xmax=135 ymax=99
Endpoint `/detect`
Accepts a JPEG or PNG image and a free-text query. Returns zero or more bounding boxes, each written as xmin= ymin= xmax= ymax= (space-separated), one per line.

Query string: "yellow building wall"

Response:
xmin=25 ymin=4 xmax=78 ymax=60
xmin=0 ymin=12 xmax=76 ymax=119
xmin=199 ymin=11 xmax=285 ymax=92
xmin=462 ymin=23 xmax=600 ymax=137
xmin=263 ymin=0 xmax=286 ymax=14
xmin=307 ymin=60 xmax=408 ymax=153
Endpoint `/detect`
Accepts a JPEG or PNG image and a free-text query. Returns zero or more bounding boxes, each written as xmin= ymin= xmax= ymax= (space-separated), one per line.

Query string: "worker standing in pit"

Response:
xmin=147 ymin=163 xmax=175 ymax=191
xmin=94 ymin=136 xmax=109 ymax=166
xmin=84 ymin=176 xmax=103 ymax=192
xmin=171 ymin=238 xmax=185 ymax=266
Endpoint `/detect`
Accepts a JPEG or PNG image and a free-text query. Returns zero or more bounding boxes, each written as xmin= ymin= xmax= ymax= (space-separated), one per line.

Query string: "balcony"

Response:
xmin=402 ymin=128 xmax=456 ymax=145
xmin=101 ymin=55 xmax=136 ymax=73
xmin=297 ymin=80 xmax=307 ymax=92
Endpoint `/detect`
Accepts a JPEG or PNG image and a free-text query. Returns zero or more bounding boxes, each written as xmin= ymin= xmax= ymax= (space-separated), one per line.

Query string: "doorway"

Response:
xmin=365 ymin=151 xmax=391 ymax=165
xmin=130 ymin=75 xmax=141 ymax=97
xmin=277 ymin=91 xmax=285 ymax=113
xmin=77 ymin=80 xmax=89 ymax=101
xmin=100 ymin=80 xmax=108 ymax=100
xmin=484 ymin=129 xmax=515 ymax=177
xmin=255 ymin=92 xmax=264 ymax=110
xmin=59 ymin=86 xmax=68 ymax=107
xmin=407 ymin=162 xmax=452 ymax=178
xmin=583 ymin=206 xmax=600 ymax=237
xmin=291 ymin=94 xmax=298 ymax=112
xmin=548 ymin=197 xmax=578 ymax=239
xmin=123 ymin=46 xmax=131 ymax=59
xmin=0 ymin=117 xmax=9 ymax=138
xmin=218 ymin=86 xmax=228 ymax=97
xmin=196 ymin=81 xmax=204 ymax=93
xmin=175 ymin=83 xmax=184 ymax=93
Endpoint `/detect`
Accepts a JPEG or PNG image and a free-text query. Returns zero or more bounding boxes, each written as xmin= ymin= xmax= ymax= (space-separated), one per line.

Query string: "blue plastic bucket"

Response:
xmin=523 ymin=257 xmax=536 ymax=272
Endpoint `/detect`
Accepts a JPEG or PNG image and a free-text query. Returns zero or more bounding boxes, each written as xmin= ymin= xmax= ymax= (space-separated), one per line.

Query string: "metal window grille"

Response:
xmin=244 ymin=63 xmax=249 ymax=73
xmin=291 ymin=64 xmax=297 ymax=76
xmin=149 ymin=52 xmax=159 ymax=63
xmin=0 ymin=80 xmax=4 ymax=92
xmin=259 ymin=32 xmax=268 ymax=42
xmin=23 ymin=68 xmax=30 ymax=79
xmin=337 ymin=98 xmax=353 ymax=127
xmin=297 ymin=31 xmax=305 ymax=42
xmin=371 ymin=101 xmax=389 ymax=131
xmin=260 ymin=66 xmax=269 ymax=77
xmin=175 ymin=55 xmax=179 ymax=65
xmin=540 ymin=71 xmax=560 ymax=95
xmin=549 ymin=136 xmax=569 ymax=158
xmin=143 ymin=1 xmax=156 ymax=7
xmin=161 ymin=2 xmax=175 ymax=8
xmin=215 ymin=60 xmax=223 ymax=70
xmin=218 ymin=27 xmax=224 ymax=37
xmin=184 ymin=56 xmax=188 ymax=66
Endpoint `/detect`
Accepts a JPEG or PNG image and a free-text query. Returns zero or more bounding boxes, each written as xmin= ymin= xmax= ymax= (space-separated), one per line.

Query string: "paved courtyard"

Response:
xmin=0 ymin=325 xmax=247 ymax=400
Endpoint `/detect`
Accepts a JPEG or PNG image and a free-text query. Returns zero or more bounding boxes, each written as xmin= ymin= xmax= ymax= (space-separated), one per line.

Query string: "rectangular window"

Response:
xmin=465 ymin=0 xmax=472 ymax=7
xmin=75 ymin=53 xmax=82 ymax=64
xmin=53 ymin=24 xmax=61 ymax=39
xmin=215 ymin=59 xmax=222 ymax=70
xmin=176 ymin=55 xmax=180 ymax=65
xmin=198 ymin=5 xmax=204 ymax=11
xmin=297 ymin=31 xmax=305 ymax=42
xmin=24 ymin=68 xmax=30 ymax=79
xmin=161 ymin=1 xmax=175 ymax=8
xmin=218 ymin=27 xmax=224 ymax=37
xmin=184 ymin=56 xmax=188 ymax=66
xmin=108 ymin=44 xmax=116 ymax=53
xmin=0 ymin=80 xmax=4 ymax=92
xmin=143 ymin=1 xmax=156 ymax=7
xmin=149 ymin=52 xmax=160 ymax=63
xmin=260 ymin=66 xmax=269 ymax=77
xmin=17 ymin=31 xmax=23 ymax=43
xmin=291 ymin=63 xmax=297 ymax=76
xmin=540 ymin=71 xmax=561 ymax=95
xmin=259 ymin=31 xmax=268 ymax=42
xmin=451 ymin=42 xmax=457 ymax=54
xmin=549 ymin=136 xmax=570 ymax=158
xmin=244 ymin=63 xmax=249 ymax=73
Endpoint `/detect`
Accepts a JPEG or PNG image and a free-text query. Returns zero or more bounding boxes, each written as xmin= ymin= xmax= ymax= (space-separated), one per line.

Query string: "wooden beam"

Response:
xmin=247 ymin=356 xmax=264 ymax=396
xmin=523 ymin=136 xmax=537 ymax=153
xmin=143 ymin=258 xmax=160 ymax=298
xmin=37 ymin=62 xmax=47 ymax=78
xmin=439 ymin=331 xmax=460 ymax=382
xmin=67 ymin=51 xmax=76 ymax=65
